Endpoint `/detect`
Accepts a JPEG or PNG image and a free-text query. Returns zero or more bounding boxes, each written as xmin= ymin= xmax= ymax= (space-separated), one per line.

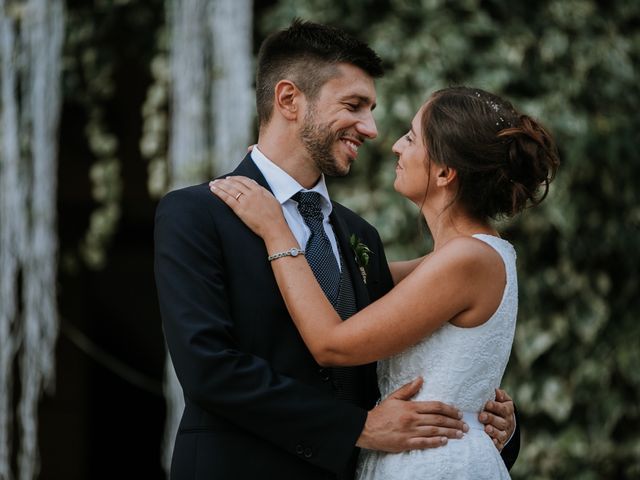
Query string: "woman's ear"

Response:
xmin=274 ymin=80 xmax=301 ymax=121
xmin=436 ymin=165 xmax=458 ymax=187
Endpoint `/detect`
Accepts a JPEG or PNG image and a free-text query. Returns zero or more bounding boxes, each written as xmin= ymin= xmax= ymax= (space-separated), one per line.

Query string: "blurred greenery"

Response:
xmin=262 ymin=1 xmax=640 ymax=478
xmin=59 ymin=0 xmax=639 ymax=477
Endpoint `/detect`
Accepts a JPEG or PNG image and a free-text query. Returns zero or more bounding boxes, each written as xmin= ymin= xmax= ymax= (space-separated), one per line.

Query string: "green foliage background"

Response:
xmin=262 ymin=1 xmax=640 ymax=478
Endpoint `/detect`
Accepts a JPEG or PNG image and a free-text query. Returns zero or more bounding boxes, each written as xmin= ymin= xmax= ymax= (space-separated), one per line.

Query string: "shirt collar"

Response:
xmin=250 ymin=146 xmax=333 ymax=214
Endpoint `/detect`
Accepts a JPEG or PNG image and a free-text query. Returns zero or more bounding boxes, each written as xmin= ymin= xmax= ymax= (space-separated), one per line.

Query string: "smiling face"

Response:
xmin=299 ymin=63 xmax=378 ymax=177
xmin=392 ymin=104 xmax=434 ymax=204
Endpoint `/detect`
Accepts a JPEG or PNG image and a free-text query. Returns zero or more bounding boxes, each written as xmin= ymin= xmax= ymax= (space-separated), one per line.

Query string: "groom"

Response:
xmin=154 ymin=20 xmax=519 ymax=480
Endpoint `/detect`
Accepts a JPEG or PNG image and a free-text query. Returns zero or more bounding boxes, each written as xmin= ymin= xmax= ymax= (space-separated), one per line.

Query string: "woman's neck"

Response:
xmin=422 ymin=206 xmax=496 ymax=251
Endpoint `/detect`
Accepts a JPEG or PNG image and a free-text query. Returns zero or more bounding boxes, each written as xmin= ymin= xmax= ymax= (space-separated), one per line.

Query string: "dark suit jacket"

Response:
xmin=154 ymin=155 xmax=520 ymax=480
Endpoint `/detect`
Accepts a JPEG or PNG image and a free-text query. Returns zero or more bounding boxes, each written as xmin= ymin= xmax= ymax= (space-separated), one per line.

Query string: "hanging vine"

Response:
xmin=63 ymin=1 xmax=122 ymax=271
xmin=140 ymin=25 xmax=170 ymax=199
xmin=0 ymin=1 xmax=64 ymax=479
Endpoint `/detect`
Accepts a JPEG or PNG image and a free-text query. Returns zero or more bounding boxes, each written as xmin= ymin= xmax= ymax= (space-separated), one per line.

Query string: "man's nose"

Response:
xmin=357 ymin=111 xmax=378 ymax=139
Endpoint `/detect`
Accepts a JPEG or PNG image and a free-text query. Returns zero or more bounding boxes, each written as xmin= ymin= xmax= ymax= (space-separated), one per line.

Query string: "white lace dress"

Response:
xmin=356 ymin=234 xmax=517 ymax=480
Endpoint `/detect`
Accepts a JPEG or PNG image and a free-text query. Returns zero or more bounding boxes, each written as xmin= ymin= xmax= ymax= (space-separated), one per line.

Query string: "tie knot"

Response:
xmin=293 ymin=191 xmax=323 ymax=220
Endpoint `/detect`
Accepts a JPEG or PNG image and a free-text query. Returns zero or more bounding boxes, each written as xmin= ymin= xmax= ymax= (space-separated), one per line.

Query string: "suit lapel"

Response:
xmin=330 ymin=207 xmax=370 ymax=311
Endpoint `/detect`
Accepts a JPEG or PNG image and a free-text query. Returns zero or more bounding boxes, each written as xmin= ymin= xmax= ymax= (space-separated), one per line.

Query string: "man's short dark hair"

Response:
xmin=255 ymin=19 xmax=384 ymax=127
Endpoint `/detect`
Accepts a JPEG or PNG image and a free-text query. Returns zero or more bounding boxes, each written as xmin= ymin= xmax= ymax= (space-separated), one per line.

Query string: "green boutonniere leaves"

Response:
xmin=349 ymin=234 xmax=372 ymax=284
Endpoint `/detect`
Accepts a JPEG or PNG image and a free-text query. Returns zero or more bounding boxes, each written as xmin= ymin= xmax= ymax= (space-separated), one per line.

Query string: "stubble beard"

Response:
xmin=299 ymin=107 xmax=351 ymax=178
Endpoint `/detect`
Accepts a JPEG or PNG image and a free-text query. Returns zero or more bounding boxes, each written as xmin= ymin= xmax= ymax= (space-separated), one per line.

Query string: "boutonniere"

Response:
xmin=349 ymin=234 xmax=372 ymax=284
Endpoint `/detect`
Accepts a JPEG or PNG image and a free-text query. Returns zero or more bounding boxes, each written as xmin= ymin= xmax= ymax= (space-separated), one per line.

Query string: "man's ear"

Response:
xmin=274 ymin=80 xmax=302 ymax=121
xmin=436 ymin=164 xmax=458 ymax=187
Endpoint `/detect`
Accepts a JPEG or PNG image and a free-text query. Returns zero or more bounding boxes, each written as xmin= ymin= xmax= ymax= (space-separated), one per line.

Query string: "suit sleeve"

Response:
xmin=154 ymin=188 xmax=366 ymax=474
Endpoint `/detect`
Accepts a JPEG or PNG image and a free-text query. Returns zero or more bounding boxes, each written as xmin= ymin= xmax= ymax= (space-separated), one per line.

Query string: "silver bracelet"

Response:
xmin=267 ymin=247 xmax=305 ymax=262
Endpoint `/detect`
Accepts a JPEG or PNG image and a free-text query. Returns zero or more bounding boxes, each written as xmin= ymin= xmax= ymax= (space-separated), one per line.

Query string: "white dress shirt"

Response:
xmin=250 ymin=146 xmax=341 ymax=269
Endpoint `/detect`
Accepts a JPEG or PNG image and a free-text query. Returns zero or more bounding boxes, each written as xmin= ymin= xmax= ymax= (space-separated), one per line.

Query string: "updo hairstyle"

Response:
xmin=421 ymin=86 xmax=560 ymax=219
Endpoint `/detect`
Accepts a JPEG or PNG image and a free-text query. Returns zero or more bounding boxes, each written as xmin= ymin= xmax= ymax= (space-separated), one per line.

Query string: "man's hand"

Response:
xmin=479 ymin=389 xmax=515 ymax=451
xmin=356 ymin=378 xmax=468 ymax=453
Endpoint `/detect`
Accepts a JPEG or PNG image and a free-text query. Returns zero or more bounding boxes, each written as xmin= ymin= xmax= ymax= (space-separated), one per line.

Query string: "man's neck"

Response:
xmin=257 ymin=131 xmax=321 ymax=189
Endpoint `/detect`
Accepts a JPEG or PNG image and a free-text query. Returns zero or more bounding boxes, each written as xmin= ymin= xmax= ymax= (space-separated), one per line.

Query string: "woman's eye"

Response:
xmin=404 ymin=134 xmax=413 ymax=143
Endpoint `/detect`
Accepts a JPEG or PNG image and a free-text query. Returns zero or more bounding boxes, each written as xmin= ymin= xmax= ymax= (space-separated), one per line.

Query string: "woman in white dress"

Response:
xmin=210 ymin=86 xmax=559 ymax=479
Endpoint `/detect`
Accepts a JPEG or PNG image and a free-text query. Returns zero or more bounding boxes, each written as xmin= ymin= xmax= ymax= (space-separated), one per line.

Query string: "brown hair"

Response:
xmin=421 ymin=87 xmax=560 ymax=219
xmin=255 ymin=19 xmax=383 ymax=127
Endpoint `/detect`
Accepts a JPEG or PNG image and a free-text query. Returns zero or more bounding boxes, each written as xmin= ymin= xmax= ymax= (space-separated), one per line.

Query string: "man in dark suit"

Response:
xmin=154 ymin=19 xmax=519 ymax=480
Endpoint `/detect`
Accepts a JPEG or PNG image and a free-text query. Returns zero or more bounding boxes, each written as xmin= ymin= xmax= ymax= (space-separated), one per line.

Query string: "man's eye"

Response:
xmin=346 ymin=103 xmax=358 ymax=110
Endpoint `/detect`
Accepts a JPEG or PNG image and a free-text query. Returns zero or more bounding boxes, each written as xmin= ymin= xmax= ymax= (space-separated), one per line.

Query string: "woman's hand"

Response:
xmin=209 ymin=176 xmax=287 ymax=241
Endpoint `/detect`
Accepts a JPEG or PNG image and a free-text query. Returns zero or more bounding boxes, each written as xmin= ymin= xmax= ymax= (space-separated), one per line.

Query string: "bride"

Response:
xmin=210 ymin=86 xmax=559 ymax=479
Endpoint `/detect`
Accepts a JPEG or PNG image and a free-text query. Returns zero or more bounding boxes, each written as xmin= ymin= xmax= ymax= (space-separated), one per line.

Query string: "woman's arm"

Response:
xmin=210 ymin=177 xmax=496 ymax=366
xmin=389 ymin=257 xmax=426 ymax=285
xmin=268 ymin=238 xmax=487 ymax=366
